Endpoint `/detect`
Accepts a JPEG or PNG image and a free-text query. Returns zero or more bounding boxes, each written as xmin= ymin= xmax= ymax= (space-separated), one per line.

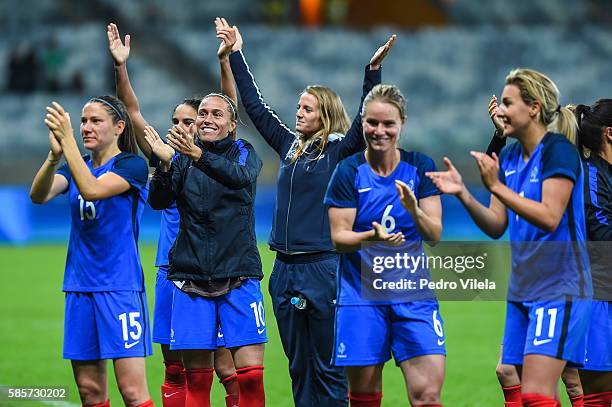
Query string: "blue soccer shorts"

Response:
xmin=153 ymin=267 xmax=226 ymax=347
xmin=169 ymin=278 xmax=267 ymax=350
xmin=583 ymin=300 xmax=612 ymax=371
xmin=64 ymin=291 xmax=152 ymax=360
xmin=502 ymin=298 xmax=592 ymax=367
xmin=333 ymin=300 xmax=446 ymax=366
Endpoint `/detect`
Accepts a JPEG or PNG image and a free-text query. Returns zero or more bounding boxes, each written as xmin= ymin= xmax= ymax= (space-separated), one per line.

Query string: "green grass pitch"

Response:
xmin=0 ymin=245 xmax=573 ymax=406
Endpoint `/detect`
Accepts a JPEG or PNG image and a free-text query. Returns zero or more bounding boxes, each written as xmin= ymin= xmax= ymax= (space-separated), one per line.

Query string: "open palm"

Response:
xmin=426 ymin=157 xmax=465 ymax=196
xmin=107 ymin=23 xmax=130 ymax=65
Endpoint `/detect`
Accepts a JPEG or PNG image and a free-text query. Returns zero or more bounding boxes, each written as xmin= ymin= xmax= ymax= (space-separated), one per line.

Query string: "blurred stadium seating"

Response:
xmin=1 ymin=0 xmax=610 ymax=243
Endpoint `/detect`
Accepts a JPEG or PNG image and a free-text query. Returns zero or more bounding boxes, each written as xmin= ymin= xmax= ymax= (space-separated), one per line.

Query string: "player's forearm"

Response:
xmin=60 ymin=138 xmax=100 ymax=201
xmin=490 ymin=183 xmax=562 ymax=233
xmin=115 ymin=63 xmax=152 ymax=158
xmin=30 ymin=153 xmax=60 ymax=203
xmin=220 ymin=56 xmax=237 ymax=107
xmin=457 ymin=188 xmax=506 ymax=238
xmin=412 ymin=208 xmax=442 ymax=244
xmin=331 ymin=229 xmax=376 ymax=253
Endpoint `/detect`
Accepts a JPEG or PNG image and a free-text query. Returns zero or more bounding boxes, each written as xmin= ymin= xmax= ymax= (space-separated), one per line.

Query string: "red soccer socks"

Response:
xmin=348 ymin=392 xmax=382 ymax=407
xmin=85 ymin=401 xmax=110 ymax=407
xmin=236 ymin=365 xmax=265 ymax=407
xmin=220 ymin=372 xmax=240 ymax=407
xmin=162 ymin=361 xmax=186 ymax=407
xmin=184 ymin=367 xmax=214 ymax=407
xmin=583 ymin=392 xmax=612 ymax=407
xmin=503 ymin=385 xmax=523 ymax=407
xmin=522 ymin=393 xmax=561 ymax=407
xmin=569 ymin=394 xmax=584 ymax=407
xmin=136 ymin=401 xmax=154 ymax=407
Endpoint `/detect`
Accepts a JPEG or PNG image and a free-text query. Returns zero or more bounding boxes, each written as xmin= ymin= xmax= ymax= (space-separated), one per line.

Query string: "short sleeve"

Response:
xmin=541 ymin=138 xmax=580 ymax=183
xmin=324 ymin=159 xmax=358 ymax=208
xmin=416 ymin=154 xmax=440 ymax=199
xmin=111 ymin=153 xmax=148 ymax=192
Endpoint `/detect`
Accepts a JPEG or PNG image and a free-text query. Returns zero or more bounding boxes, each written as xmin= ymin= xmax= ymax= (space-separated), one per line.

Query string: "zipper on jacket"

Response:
xmin=285 ymin=159 xmax=298 ymax=252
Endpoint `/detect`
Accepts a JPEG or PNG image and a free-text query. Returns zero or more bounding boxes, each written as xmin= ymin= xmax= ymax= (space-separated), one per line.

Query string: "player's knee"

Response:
xmin=75 ymin=378 xmax=106 ymax=405
xmin=410 ymin=387 xmax=441 ymax=405
xmin=117 ymin=381 xmax=147 ymax=407
xmin=495 ymin=363 xmax=518 ymax=386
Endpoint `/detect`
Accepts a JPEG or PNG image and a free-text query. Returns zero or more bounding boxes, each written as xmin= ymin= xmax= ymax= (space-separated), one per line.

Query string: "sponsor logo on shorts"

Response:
xmin=533 ymin=338 xmax=552 ymax=346
xmin=437 ymin=338 xmax=445 ymax=346
xmin=124 ymin=340 xmax=140 ymax=349
xmin=257 ymin=327 xmax=266 ymax=335
xmin=164 ymin=392 xmax=180 ymax=398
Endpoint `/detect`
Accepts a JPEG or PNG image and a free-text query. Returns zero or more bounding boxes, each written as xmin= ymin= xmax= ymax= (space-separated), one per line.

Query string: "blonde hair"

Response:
xmin=289 ymin=85 xmax=350 ymax=162
xmin=361 ymin=84 xmax=407 ymax=122
xmin=505 ymin=68 xmax=577 ymax=143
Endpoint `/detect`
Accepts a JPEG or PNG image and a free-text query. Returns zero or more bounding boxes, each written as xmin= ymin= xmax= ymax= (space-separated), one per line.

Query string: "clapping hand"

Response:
xmin=215 ymin=17 xmax=243 ymax=58
xmin=45 ymin=102 xmax=74 ymax=144
xmin=426 ymin=157 xmax=466 ymax=196
xmin=371 ymin=221 xmax=405 ymax=246
xmin=143 ymin=126 xmax=175 ymax=164
xmin=167 ymin=124 xmax=202 ymax=161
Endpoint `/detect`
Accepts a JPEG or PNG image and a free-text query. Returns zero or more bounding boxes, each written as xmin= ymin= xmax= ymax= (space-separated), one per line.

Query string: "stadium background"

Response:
xmin=0 ymin=0 xmax=610 ymax=405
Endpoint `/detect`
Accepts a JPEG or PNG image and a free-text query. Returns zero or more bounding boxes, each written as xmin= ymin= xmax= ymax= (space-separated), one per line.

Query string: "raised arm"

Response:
xmin=108 ymin=23 xmax=152 ymax=158
xmin=45 ymin=102 xmax=132 ymax=201
xmin=30 ymin=131 xmax=69 ymax=204
xmin=426 ymin=156 xmax=508 ymax=238
xmin=339 ymin=35 xmax=395 ymax=159
xmin=216 ymin=18 xmax=238 ymax=107
xmin=220 ymin=23 xmax=294 ymax=155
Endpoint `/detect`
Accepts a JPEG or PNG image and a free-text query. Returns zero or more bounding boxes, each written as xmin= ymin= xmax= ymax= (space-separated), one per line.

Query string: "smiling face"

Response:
xmin=172 ymin=103 xmax=197 ymax=133
xmin=80 ymin=102 xmax=124 ymax=152
xmin=362 ymin=100 xmax=403 ymax=153
xmin=295 ymin=92 xmax=322 ymax=138
xmin=195 ymin=96 xmax=236 ymax=143
xmin=498 ymin=84 xmax=540 ymax=138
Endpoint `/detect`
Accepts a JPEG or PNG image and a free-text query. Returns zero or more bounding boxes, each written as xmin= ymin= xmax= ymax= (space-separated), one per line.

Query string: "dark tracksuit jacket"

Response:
xmin=148 ymin=136 xmax=263 ymax=282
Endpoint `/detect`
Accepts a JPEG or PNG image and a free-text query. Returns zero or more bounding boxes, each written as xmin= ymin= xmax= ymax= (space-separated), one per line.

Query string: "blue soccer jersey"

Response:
xmin=57 ymin=153 xmax=148 ymax=292
xmin=499 ymin=133 xmax=592 ymax=301
xmin=324 ymin=150 xmax=440 ymax=305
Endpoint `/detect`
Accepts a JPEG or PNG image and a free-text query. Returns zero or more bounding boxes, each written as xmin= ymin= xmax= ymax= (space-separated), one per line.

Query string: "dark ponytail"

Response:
xmin=574 ymin=99 xmax=612 ymax=157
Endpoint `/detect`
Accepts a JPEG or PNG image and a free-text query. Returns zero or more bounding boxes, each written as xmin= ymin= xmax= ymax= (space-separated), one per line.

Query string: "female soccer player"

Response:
xmin=427 ymin=68 xmax=592 ymax=407
xmin=486 ymin=95 xmax=585 ymax=407
xmin=326 ymin=84 xmax=445 ymax=407
xmin=107 ymin=22 xmax=240 ymax=407
xmin=217 ymin=19 xmax=395 ymax=406
xmin=30 ymin=96 xmax=153 ymax=407
xmin=574 ymin=99 xmax=612 ymax=407
xmin=147 ymin=91 xmax=265 ymax=407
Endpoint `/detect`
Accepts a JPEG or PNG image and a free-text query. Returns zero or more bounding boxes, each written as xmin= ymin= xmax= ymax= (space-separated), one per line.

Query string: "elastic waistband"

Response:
xmin=275 ymin=251 xmax=338 ymax=264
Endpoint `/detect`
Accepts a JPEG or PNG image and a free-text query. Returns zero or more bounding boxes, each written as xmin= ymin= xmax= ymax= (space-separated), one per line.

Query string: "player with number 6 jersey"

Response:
xmin=30 ymin=95 xmax=153 ymax=407
xmin=326 ymin=84 xmax=446 ymax=407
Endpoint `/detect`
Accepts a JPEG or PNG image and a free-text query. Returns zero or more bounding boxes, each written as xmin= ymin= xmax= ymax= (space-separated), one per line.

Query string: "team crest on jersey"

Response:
xmin=407 ymin=179 xmax=415 ymax=191
xmin=337 ymin=342 xmax=347 ymax=358
xmin=530 ymin=166 xmax=539 ymax=183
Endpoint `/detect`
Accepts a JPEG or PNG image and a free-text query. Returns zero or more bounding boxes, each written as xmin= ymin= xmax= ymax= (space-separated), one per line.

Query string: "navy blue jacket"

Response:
xmin=148 ymin=137 xmax=263 ymax=281
xmin=583 ymin=154 xmax=611 ymax=299
xmin=229 ymin=50 xmax=381 ymax=253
